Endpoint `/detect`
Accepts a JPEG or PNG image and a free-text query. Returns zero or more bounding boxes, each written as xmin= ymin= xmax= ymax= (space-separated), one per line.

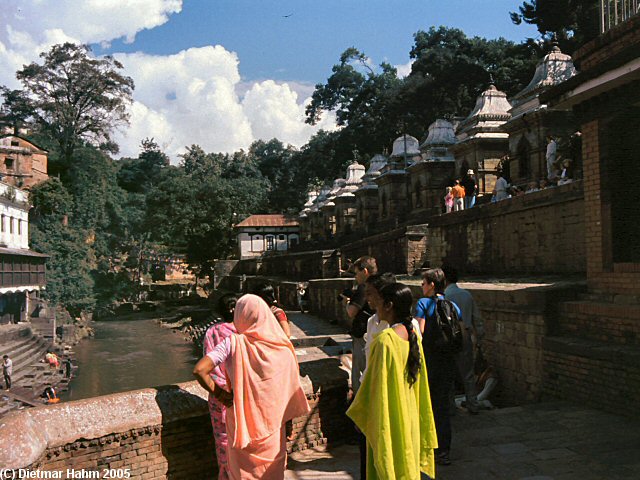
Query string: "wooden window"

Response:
xmin=266 ymin=235 xmax=275 ymax=251
xmin=9 ymin=217 xmax=13 ymax=234
xmin=5 ymin=158 xmax=14 ymax=170
xmin=1 ymin=215 xmax=4 ymax=233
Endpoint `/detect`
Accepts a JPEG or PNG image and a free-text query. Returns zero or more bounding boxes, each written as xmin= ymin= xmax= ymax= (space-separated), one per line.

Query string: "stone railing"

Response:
xmin=0 ymin=373 xmax=351 ymax=476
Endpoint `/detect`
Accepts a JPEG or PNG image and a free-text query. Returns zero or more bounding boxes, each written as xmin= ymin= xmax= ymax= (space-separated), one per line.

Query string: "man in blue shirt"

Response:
xmin=443 ymin=265 xmax=483 ymax=415
xmin=415 ymin=268 xmax=460 ymax=466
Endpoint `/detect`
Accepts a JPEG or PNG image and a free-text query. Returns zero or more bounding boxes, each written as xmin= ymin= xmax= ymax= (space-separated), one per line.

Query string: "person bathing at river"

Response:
xmin=200 ymin=294 xmax=238 ymax=480
xmin=193 ymin=294 xmax=309 ymax=480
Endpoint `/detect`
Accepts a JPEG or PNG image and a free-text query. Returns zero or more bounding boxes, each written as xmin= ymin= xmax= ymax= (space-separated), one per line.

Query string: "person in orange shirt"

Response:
xmin=451 ymin=179 xmax=466 ymax=212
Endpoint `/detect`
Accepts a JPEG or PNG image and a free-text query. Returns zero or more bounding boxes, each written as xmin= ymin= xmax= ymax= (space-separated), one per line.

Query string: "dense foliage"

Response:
xmin=510 ymin=0 xmax=600 ymax=54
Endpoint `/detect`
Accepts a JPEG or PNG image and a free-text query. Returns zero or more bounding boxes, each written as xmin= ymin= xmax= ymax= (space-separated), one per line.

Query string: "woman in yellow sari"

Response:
xmin=347 ymin=283 xmax=438 ymax=479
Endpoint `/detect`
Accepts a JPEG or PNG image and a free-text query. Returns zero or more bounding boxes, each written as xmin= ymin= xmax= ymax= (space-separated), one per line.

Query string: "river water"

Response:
xmin=62 ymin=318 xmax=200 ymax=401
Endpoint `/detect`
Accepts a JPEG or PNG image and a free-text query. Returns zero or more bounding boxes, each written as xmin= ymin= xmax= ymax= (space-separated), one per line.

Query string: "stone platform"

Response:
xmin=286 ymin=401 xmax=640 ymax=480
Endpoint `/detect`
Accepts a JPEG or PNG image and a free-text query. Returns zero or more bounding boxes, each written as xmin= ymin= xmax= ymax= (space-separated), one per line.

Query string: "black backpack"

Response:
xmin=429 ymin=298 xmax=464 ymax=353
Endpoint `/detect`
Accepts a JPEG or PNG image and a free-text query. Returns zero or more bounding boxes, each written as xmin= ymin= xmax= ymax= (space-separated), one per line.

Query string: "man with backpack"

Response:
xmin=415 ymin=268 xmax=463 ymax=466
xmin=443 ymin=265 xmax=483 ymax=415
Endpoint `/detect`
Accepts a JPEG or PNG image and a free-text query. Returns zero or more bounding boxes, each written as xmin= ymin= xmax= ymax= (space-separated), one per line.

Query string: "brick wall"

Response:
xmin=543 ymin=338 xmax=640 ymax=414
xmin=427 ymin=181 xmax=585 ymax=275
xmin=252 ymin=250 xmax=341 ymax=280
xmin=272 ymin=277 xmax=585 ymax=406
xmin=340 ymin=224 xmax=429 ymax=275
xmin=573 ymin=13 xmax=640 ymax=71
xmin=0 ymin=376 xmax=353 ymax=476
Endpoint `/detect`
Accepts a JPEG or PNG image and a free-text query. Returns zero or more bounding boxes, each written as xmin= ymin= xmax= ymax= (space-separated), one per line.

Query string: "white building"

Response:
xmin=0 ymin=181 xmax=47 ymax=324
xmin=235 ymin=214 xmax=300 ymax=259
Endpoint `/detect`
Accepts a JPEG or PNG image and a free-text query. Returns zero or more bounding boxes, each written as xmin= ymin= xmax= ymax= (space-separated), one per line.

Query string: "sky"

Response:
xmin=0 ymin=1 xmax=538 ymax=161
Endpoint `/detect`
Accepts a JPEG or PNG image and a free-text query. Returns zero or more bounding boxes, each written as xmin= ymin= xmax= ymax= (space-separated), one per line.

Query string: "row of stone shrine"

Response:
xmin=299 ymin=44 xmax=580 ymax=243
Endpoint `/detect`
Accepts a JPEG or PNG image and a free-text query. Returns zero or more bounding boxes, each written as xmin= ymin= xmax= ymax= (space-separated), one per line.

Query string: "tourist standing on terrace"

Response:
xmin=452 ymin=179 xmax=466 ymax=211
xmin=462 ymin=170 xmax=477 ymax=209
xmin=193 ymin=294 xmax=309 ymax=480
xmin=201 ymin=294 xmax=238 ymax=480
xmin=348 ymin=283 xmax=437 ymax=480
xmin=343 ymin=256 xmax=376 ymax=394
xmin=444 ymin=186 xmax=454 ymax=213
xmin=342 ymin=255 xmax=375 ymax=479
xmin=443 ymin=265 xmax=483 ymax=415
xmin=415 ymin=268 xmax=461 ymax=466
xmin=2 ymin=354 xmax=12 ymax=390
xmin=494 ymin=171 xmax=509 ymax=201
xmin=362 ymin=272 xmax=397 ymax=374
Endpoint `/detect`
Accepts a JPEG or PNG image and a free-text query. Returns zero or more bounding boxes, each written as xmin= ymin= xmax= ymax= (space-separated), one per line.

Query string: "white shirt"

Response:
xmin=361 ymin=314 xmax=421 ymax=381
xmin=3 ymin=358 xmax=12 ymax=376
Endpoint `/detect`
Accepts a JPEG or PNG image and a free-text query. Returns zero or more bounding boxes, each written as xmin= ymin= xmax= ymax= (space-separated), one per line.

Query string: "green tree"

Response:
xmin=117 ymin=138 xmax=170 ymax=193
xmin=408 ymin=27 xmax=538 ymax=124
xmin=12 ymin=43 xmax=134 ymax=171
xmin=186 ymin=175 xmax=269 ymax=277
xmin=249 ymin=139 xmax=300 ymax=212
xmin=305 ymin=48 xmax=404 ymax=157
xmin=29 ymin=179 xmax=95 ymax=315
xmin=510 ymin=0 xmax=600 ymax=53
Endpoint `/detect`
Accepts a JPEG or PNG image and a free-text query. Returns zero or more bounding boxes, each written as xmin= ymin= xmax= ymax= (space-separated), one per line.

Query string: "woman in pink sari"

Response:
xmin=202 ymin=294 xmax=238 ymax=479
xmin=194 ymin=294 xmax=309 ymax=480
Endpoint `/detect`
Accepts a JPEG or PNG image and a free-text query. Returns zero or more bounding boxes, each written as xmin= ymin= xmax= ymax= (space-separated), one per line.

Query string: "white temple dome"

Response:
xmin=511 ymin=45 xmax=576 ymax=105
xmin=390 ymin=134 xmax=421 ymax=158
xmin=420 ymin=119 xmax=457 ymax=149
xmin=345 ymin=161 xmax=366 ymax=186
xmin=462 ymin=85 xmax=511 ymax=124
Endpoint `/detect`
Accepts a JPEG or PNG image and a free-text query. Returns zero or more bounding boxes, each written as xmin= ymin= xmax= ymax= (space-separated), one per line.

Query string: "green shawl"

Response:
xmin=347 ymin=328 xmax=438 ymax=479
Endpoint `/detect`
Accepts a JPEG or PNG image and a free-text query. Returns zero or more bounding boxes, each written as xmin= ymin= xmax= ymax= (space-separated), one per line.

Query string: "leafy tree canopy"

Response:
xmin=9 ymin=43 xmax=134 ymax=169
xmin=510 ymin=0 xmax=600 ymax=54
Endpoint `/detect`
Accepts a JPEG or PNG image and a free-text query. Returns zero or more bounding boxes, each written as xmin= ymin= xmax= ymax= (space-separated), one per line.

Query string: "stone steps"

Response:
xmin=542 ymin=334 xmax=640 ymax=415
xmin=556 ymin=300 xmax=640 ymax=345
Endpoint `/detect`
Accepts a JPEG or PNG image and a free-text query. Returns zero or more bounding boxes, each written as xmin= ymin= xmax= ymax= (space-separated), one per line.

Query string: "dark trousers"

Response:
xmin=3 ymin=374 xmax=10 ymax=389
xmin=358 ymin=430 xmax=367 ymax=480
xmin=427 ymin=354 xmax=455 ymax=453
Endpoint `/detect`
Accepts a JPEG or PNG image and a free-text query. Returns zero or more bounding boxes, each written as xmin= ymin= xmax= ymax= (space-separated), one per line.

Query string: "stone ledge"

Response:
xmin=0 ymin=375 xmax=320 ymax=469
xmin=543 ymin=336 xmax=640 ymax=366
xmin=0 ymin=381 xmax=209 ymax=468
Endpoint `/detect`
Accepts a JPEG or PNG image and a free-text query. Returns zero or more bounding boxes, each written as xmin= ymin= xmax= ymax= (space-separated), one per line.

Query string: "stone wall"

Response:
xmin=427 ymin=181 xmax=585 ymax=275
xmin=212 ymin=260 xmax=239 ymax=288
xmin=0 ymin=375 xmax=352 ymax=476
xmin=340 ymin=224 xmax=429 ymax=275
xmin=241 ymin=276 xmax=585 ymax=406
xmin=251 ymin=250 xmax=341 ymax=280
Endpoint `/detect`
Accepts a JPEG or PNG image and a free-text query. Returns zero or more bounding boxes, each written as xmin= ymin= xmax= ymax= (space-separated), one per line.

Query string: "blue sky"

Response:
xmin=96 ymin=0 xmax=538 ymax=85
xmin=1 ymin=1 xmax=538 ymax=159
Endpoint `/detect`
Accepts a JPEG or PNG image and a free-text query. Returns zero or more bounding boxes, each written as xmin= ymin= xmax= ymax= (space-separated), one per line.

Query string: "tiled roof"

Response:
xmin=235 ymin=214 xmax=299 ymax=228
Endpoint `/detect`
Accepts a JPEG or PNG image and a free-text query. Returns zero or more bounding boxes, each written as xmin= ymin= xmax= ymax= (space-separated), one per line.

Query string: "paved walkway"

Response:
xmin=286 ymin=401 xmax=640 ymax=480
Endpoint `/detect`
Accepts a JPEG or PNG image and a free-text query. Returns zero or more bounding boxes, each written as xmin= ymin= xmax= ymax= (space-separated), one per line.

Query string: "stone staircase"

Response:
xmin=0 ymin=323 xmax=66 ymax=417
xmin=542 ymin=294 xmax=640 ymax=415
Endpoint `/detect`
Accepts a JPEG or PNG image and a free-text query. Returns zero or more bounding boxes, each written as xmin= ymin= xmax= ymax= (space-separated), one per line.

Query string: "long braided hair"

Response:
xmin=379 ymin=283 xmax=421 ymax=386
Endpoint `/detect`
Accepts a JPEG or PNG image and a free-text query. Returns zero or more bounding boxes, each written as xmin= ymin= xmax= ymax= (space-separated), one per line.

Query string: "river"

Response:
xmin=62 ymin=318 xmax=200 ymax=401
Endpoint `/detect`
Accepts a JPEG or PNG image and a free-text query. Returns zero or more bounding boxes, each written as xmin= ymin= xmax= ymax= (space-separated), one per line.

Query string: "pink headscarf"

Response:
xmin=227 ymin=294 xmax=309 ymax=449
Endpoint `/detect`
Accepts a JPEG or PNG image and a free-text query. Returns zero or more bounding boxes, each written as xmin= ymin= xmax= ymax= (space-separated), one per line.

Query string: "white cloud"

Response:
xmin=395 ymin=60 xmax=413 ymax=78
xmin=0 ymin=0 xmax=182 ymax=88
xmin=0 ymin=1 xmax=336 ymax=162
xmin=242 ymin=80 xmax=336 ymax=147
